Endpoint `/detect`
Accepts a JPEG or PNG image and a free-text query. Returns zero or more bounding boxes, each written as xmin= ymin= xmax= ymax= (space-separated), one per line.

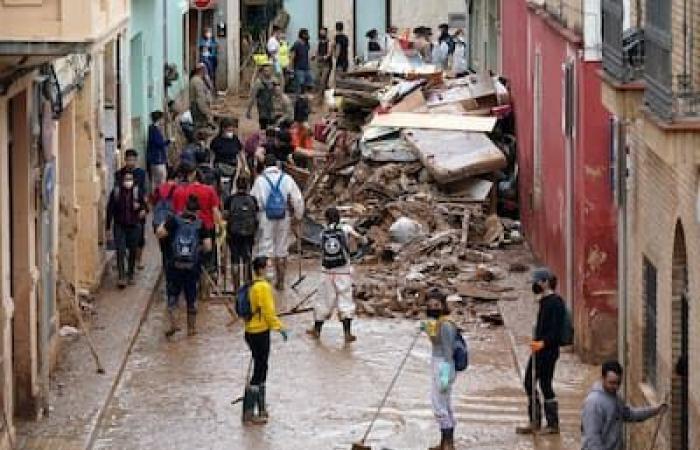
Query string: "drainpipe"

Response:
xmin=163 ymin=0 xmax=168 ymax=114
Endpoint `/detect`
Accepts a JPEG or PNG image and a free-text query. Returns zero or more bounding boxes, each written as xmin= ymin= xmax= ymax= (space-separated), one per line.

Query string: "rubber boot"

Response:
xmin=275 ymin=258 xmax=287 ymax=291
xmin=232 ymin=263 xmax=241 ymax=292
xmin=248 ymin=385 xmax=267 ymax=425
xmin=516 ymin=395 xmax=541 ymax=434
xmin=306 ymin=321 xmax=324 ymax=339
xmin=187 ymin=312 xmax=197 ymax=336
xmin=256 ymin=384 xmax=269 ymax=421
xmin=242 ymin=387 xmax=256 ymax=424
xmin=342 ymin=318 xmax=356 ymax=343
xmin=442 ymin=428 xmax=455 ymax=450
xmin=428 ymin=433 xmax=444 ymax=450
xmin=540 ymin=399 xmax=560 ymax=434
xmin=165 ymin=309 xmax=181 ymax=338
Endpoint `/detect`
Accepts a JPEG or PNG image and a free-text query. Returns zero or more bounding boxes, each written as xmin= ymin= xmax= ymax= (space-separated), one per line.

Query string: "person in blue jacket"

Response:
xmin=146 ymin=110 xmax=170 ymax=190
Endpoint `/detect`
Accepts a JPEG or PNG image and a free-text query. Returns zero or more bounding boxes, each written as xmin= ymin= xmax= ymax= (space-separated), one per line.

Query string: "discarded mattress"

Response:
xmin=403 ymin=129 xmax=507 ymax=184
xmin=359 ymin=127 xmax=418 ymax=162
xmin=368 ymin=112 xmax=496 ymax=133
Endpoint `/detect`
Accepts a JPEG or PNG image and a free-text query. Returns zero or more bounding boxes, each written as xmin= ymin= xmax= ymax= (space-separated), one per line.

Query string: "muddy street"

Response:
xmin=87 ymin=265 xmax=585 ymax=450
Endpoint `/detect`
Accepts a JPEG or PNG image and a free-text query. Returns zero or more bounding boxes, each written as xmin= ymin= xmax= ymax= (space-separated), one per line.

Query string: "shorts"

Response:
xmin=229 ymin=234 xmax=254 ymax=264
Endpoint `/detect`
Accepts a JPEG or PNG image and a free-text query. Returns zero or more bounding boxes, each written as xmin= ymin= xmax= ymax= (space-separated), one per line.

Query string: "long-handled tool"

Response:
xmin=352 ymin=330 xmax=421 ymax=450
xmin=646 ymin=393 xmax=670 ymax=450
xmin=62 ymin=284 xmax=105 ymax=374
xmin=231 ymin=357 xmax=253 ymax=412
xmin=291 ymin=224 xmax=306 ymax=291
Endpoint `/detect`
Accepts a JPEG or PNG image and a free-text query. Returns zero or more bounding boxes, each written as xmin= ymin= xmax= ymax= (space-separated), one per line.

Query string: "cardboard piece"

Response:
xmin=391 ymin=89 xmax=427 ymax=113
xmin=403 ymin=129 xmax=506 ymax=184
xmin=369 ymin=112 xmax=497 ymax=133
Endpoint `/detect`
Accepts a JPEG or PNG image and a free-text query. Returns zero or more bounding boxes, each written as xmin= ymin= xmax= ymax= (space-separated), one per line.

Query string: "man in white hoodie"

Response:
xmin=581 ymin=360 xmax=666 ymax=450
xmin=250 ymin=153 xmax=304 ymax=290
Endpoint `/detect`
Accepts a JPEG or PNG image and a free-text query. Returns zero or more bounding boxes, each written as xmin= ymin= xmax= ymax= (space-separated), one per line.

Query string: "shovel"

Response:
xmin=291 ymin=223 xmax=306 ymax=291
xmin=352 ymin=330 xmax=421 ymax=450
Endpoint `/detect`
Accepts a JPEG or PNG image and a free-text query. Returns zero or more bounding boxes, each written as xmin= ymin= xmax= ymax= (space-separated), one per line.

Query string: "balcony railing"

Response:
xmin=644 ymin=21 xmax=673 ymax=120
xmin=602 ymin=0 xmax=644 ymax=83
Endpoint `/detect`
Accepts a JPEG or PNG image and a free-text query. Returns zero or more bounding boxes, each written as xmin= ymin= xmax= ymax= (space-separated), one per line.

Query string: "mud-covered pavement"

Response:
xmin=89 ymin=261 xmax=588 ymax=450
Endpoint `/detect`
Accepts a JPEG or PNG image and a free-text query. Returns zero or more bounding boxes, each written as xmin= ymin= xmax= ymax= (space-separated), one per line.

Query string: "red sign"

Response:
xmin=192 ymin=0 xmax=213 ymax=9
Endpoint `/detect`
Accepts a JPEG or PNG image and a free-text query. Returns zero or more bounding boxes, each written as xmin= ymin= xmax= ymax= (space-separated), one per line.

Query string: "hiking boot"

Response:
xmin=275 ymin=258 xmax=286 ymax=290
xmin=306 ymin=321 xmax=323 ymax=339
xmin=187 ymin=313 xmax=197 ymax=336
xmin=515 ymin=422 xmax=541 ymax=435
xmin=165 ymin=309 xmax=181 ymax=338
xmin=342 ymin=318 xmax=356 ymax=343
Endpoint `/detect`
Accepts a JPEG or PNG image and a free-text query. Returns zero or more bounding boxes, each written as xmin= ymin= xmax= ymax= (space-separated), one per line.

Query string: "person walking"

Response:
xmin=246 ymin=64 xmax=276 ymax=130
xmin=146 ymin=110 xmax=170 ymax=190
xmin=210 ymin=116 xmax=242 ymax=168
xmin=190 ymin=63 xmax=213 ymax=130
xmin=581 ymin=360 xmax=667 ymax=450
xmin=106 ymin=171 xmax=147 ymax=288
xmin=314 ymin=27 xmax=332 ymax=96
xmin=333 ymin=21 xmax=350 ymax=73
xmin=157 ymin=195 xmax=211 ymax=337
xmin=225 ymin=176 xmax=258 ymax=291
xmin=272 ymin=81 xmax=294 ymax=124
xmin=365 ymin=29 xmax=383 ymax=61
xmin=250 ymin=154 xmax=304 ymax=290
xmin=291 ymin=28 xmax=313 ymax=94
xmin=423 ymin=288 xmax=458 ymax=450
xmin=199 ymin=27 xmax=218 ymax=87
xmin=516 ymin=268 xmax=566 ymax=435
xmin=307 ymin=207 xmax=366 ymax=343
xmin=267 ymin=25 xmax=282 ymax=77
xmin=242 ymin=256 xmax=289 ymax=425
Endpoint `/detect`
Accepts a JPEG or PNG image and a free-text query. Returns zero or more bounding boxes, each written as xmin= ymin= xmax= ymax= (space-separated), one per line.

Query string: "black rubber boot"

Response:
xmin=242 ymin=387 xmax=255 ymax=424
xmin=516 ymin=395 xmax=541 ymax=434
xmin=165 ymin=309 xmax=180 ymax=338
xmin=187 ymin=312 xmax=197 ymax=336
xmin=257 ymin=384 xmax=269 ymax=421
xmin=541 ymin=399 xmax=560 ymax=434
xmin=306 ymin=321 xmax=324 ymax=339
xmin=442 ymin=428 xmax=455 ymax=450
xmin=342 ymin=318 xmax=356 ymax=343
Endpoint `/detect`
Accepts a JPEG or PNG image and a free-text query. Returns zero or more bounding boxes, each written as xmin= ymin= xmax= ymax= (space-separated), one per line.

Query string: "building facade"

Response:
xmin=0 ymin=0 xmax=130 ymax=443
xmin=601 ymin=0 xmax=699 ymax=449
xmin=502 ymin=0 xmax=618 ymax=363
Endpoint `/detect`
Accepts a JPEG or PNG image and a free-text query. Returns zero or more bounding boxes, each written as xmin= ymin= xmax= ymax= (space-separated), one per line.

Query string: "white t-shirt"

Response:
xmin=267 ymin=36 xmax=280 ymax=60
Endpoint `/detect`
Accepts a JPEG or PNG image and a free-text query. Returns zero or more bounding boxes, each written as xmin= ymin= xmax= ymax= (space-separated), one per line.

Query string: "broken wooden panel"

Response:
xmin=368 ymin=112 xmax=497 ymax=132
xmin=403 ymin=129 xmax=507 ymax=184
xmin=359 ymin=138 xmax=419 ymax=162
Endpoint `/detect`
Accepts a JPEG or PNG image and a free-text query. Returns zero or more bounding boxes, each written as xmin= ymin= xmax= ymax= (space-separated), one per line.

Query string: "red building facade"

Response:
xmin=501 ymin=1 xmax=617 ymax=362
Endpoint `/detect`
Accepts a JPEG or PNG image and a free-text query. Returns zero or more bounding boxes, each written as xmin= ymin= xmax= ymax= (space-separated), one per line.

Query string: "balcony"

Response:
xmin=602 ymin=0 xmax=644 ymax=83
xmin=0 ymin=0 xmax=129 ymax=44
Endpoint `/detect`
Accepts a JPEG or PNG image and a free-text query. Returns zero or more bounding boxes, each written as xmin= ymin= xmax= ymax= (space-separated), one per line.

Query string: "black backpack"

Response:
xmin=171 ymin=216 xmax=202 ymax=270
xmin=228 ymin=194 xmax=258 ymax=237
xmin=321 ymin=225 xmax=349 ymax=269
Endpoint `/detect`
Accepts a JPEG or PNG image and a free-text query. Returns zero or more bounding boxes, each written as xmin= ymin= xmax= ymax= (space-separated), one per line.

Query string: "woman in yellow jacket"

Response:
xmin=243 ymin=256 xmax=288 ymax=425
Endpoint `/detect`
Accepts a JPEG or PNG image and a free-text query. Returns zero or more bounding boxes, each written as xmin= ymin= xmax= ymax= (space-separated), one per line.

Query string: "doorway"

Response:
xmin=670 ymin=222 xmax=689 ymax=450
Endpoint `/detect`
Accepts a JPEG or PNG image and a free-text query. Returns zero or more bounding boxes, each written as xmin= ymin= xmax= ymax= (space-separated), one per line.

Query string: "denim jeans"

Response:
xmin=294 ymin=69 xmax=314 ymax=93
xmin=166 ymin=267 xmax=199 ymax=314
xmin=114 ymin=223 xmax=141 ymax=280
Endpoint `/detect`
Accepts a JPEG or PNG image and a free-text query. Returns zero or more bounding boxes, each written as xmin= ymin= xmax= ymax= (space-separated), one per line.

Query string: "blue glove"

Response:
xmin=279 ymin=329 xmax=289 ymax=342
xmin=419 ymin=321 xmax=428 ymax=332
xmin=438 ymin=362 xmax=451 ymax=392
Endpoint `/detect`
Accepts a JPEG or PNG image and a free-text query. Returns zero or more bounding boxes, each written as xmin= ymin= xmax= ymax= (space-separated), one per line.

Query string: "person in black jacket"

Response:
xmin=210 ymin=116 xmax=242 ymax=167
xmin=516 ymin=267 xmax=566 ymax=435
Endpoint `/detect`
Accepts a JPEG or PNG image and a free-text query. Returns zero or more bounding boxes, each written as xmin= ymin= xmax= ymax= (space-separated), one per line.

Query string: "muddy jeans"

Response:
xmin=245 ymin=330 xmax=271 ymax=386
xmin=114 ymin=223 xmax=141 ymax=281
xmin=431 ymin=356 xmax=456 ymax=430
xmin=166 ymin=267 xmax=199 ymax=314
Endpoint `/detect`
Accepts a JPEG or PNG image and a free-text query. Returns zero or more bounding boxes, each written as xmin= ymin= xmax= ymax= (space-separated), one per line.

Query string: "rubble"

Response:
xmin=302 ymin=46 xmax=520 ymax=328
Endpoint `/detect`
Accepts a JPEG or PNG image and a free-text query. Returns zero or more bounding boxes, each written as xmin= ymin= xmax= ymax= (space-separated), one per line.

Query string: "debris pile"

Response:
xmin=302 ymin=49 xmax=522 ymax=327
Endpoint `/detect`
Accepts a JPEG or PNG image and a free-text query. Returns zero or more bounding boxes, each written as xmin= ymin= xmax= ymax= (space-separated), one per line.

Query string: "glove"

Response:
xmin=438 ymin=362 xmax=451 ymax=392
xmin=530 ymin=340 xmax=545 ymax=353
xmin=419 ymin=321 xmax=428 ymax=332
xmin=279 ymin=329 xmax=289 ymax=342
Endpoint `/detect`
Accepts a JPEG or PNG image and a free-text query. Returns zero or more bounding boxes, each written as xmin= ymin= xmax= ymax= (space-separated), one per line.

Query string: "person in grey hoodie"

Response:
xmin=581 ymin=360 xmax=667 ymax=450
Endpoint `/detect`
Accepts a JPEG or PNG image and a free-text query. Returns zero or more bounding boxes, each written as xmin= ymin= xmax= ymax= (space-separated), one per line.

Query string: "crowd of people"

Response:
xmin=103 ymin=21 xmax=669 ymax=450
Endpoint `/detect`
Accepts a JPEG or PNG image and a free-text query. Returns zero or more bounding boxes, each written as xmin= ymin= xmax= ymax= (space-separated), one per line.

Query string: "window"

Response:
xmin=643 ymin=257 xmax=657 ymax=387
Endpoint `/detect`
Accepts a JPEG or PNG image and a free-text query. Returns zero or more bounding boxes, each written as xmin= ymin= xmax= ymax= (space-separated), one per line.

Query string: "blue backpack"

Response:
xmin=264 ymin=173 xmax=287 ymax=220
xmin=235 ymin=281 xmax=261 ymax=321
xmin=453 ymin=329 xmax=469 ymax=372
xmin=171 ymin=216 xmax=201 ymax=270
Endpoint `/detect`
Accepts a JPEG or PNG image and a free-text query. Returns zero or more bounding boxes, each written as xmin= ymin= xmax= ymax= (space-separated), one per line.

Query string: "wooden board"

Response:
xmin=368 ymin=112 xmax=496 ymax=133
xmin=403 ymin=129 xmax=506 ymax=184
xmin=391 ymin=89 xmax=426 ymax=113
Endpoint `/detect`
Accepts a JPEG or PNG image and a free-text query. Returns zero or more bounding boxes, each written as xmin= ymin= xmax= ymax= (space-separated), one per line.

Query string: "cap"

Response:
xmin=531 ymin=267 xmax=555 ymax=284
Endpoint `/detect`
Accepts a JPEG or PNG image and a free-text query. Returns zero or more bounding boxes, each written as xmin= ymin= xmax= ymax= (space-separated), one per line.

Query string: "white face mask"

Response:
xmin=264 ymin=266 xmax=275 ymax=282
xmin=224 ymin=131 xmax=235 ymax=139
xmin=123 ymin=181 xmax=134 ymax=189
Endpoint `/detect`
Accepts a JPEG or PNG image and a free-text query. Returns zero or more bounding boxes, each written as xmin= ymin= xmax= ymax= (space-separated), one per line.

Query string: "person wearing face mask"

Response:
xmin=516 ymin=268 xmax=566 ymax=435
xmin=199 ymin=27 xmax=218 ymax=87
xmin=210 ymin=117 xmax=243 ymax=167
xmin=421 ymin=288 xmax=457 ymax=450
xmin=106 ymin=171 xmax=147 ymax=288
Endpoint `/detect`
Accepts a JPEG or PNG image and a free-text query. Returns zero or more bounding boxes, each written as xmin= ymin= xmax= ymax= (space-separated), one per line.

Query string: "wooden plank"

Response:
xmin=391 ymin=89 xmax=426 ymax=113
xmin=368 ymin=112 xmax=496 ymax=133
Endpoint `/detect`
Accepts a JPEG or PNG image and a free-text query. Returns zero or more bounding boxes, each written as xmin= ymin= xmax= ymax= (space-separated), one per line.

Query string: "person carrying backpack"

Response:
xmin=515 ymin=268 xmax=567 ymax=435
xmin=157 ymin=195 xmax=212 ymax=337
xmin=151 ymin=170 xmax=178 ymax=267
xmin=421 ymin=288 xmax=466 ymax=450
xmin=250 ymin=154 xmax=304 ymax=290
xmin=225 ymin=176 xmax=258 ymax=290
xmin=306 ymin=207 xmax=367 ymax=343
xmin=241 ymin=256 xmax=288 ymax=425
